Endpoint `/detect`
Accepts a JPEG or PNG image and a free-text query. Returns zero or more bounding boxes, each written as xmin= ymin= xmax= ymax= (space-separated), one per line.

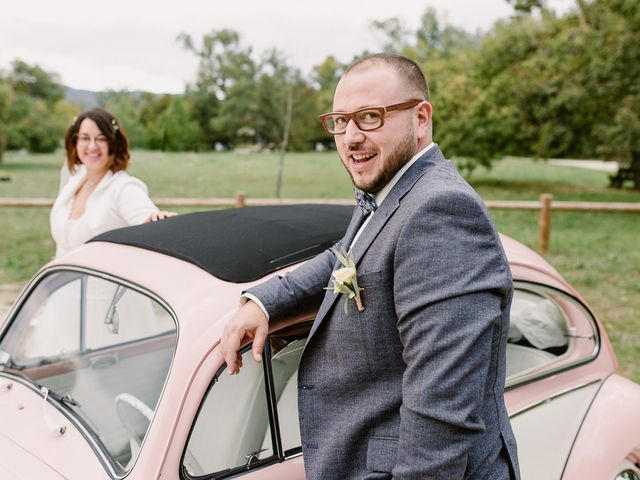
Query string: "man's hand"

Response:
xmin=220 ymin=300 xmax=268 ymax=375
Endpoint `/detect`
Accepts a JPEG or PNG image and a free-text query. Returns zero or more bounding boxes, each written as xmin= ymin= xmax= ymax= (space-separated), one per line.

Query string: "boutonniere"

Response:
xmin=327 ymin=247 xmax=364 ymax=313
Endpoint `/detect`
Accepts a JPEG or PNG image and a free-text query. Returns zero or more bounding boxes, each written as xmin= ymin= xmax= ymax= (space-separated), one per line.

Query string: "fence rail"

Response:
xmin=2 ymin=193 xmax=639 ymax=252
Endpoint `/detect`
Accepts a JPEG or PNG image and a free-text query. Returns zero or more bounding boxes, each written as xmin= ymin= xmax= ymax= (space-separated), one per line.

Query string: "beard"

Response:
xmin=346 ymin=125 xmax=417 ymax=194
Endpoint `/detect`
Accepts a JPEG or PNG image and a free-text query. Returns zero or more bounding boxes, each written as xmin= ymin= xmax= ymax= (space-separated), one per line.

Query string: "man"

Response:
xmin=221 ymin=53 xmax=520 ymax=479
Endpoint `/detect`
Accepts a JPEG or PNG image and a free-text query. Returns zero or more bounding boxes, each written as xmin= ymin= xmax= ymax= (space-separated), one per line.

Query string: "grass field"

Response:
xmin=1 ymin=150 xmax=638 ymax=381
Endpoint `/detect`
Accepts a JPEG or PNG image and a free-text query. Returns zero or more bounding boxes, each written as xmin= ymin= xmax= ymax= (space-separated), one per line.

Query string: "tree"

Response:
xmin=370 ymin=8 xmax=485 ymax=173
xmin=180 ymin=30 xmax=320 ymax=151
xmin=146 ymin=95 xmax=202 ymax=151
xmin=101 ymin=91 xmax=147 ymax=148
xmin=0 ymin=81 xmax=15 ymax=163
xmin=0 ymin=60 xmax=70 ymax=154
xmin=22 ymin=99 xmax=62 ymax=153
xmin=179 ymin=29 xmax=256 ymax=148
xmin=371 ymin=17 xmax=410 ymax=53
xmin=506 ymin=0 xmax=545 ymax=13
xmin=8 ymin=59 xmax=65 ymax=106
xmin=252 ymin=49 xmax=298 ymax=149
xmin=495 ymin=0 xmax=640 ymax=162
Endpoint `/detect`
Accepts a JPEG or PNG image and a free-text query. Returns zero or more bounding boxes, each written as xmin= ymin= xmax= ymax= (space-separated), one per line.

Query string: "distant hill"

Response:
xmin=64 ymin=88 xmax=170 ymax=110
xmin=65 ymin=88 xmax=100 ymax=109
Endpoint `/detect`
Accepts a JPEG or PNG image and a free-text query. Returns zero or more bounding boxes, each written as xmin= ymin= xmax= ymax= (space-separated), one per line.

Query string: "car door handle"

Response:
xmin=89 ymin=353 xmax=119 ymax=369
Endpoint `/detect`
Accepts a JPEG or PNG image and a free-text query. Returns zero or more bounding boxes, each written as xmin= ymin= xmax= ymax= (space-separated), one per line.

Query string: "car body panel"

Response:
xmin=0 ymin=433 xmax=65 ymax=480
xmin=509 ymin=381 xmax=600 ymax=479
xmin=562 ymin=374 xmax=640 ymax=479
xmin=0 ymin=378 xmax=105 ymax=479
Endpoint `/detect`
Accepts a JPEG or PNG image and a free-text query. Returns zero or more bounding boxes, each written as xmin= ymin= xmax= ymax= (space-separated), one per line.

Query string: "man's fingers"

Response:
xmin=222 ymin=326 xmax=244 ymax=374
xmin=251 ymin=323 xmax=268 ymax=363
xmin=226 ymin=353 xmax=242 ymax=375
xmin=220 ymin=300 xmax=269 ymax=374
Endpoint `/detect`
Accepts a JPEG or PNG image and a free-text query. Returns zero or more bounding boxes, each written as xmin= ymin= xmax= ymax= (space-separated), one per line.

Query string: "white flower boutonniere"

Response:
xmin=327 ymin=247 xmax=364 ymax=313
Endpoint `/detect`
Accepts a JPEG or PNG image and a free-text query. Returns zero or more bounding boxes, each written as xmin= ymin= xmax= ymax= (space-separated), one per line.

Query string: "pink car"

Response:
xmin=0 ymin=205 xmax=638 ymax=480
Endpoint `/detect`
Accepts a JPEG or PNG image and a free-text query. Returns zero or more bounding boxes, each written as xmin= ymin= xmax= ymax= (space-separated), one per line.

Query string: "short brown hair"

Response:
xmin=64 ymin=108 xmax=130 ymax=173
xmin=345 ymin=53 xmax=430 ymax=102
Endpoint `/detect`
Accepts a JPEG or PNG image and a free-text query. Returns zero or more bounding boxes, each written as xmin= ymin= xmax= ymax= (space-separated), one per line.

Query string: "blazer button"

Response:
xmin=300 ymin=384 xmax=314 ymax=390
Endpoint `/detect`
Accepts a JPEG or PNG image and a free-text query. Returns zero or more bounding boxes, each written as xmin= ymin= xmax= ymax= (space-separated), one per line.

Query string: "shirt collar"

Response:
xmin=372 ymin=142 xmax=435 ymax=207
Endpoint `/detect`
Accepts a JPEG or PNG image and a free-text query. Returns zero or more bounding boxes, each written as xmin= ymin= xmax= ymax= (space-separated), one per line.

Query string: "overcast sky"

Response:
xmin=1 ymin=0 xmax=575 ymax=94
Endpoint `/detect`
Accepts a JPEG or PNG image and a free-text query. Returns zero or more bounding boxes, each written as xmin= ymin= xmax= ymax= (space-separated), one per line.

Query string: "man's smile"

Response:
xmin=351 ymin=152 xmax=376 ymax=164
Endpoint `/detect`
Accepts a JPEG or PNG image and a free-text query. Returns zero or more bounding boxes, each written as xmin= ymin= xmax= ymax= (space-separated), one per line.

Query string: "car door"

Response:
xmin=505 ymin=282 xmax=601 ymax=480
xmin=182 ymin=323 xmax=311 ymax=479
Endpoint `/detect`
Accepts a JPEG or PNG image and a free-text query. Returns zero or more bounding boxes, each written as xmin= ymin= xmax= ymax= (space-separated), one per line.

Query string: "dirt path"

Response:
xmin=547 ymin=159 xmax=618 ymax=172
xmin=503 ymin=157 xmax=619 ymax=172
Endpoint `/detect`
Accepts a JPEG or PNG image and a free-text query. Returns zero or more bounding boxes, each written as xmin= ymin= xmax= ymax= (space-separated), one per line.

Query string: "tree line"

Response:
xmin=0 ymin=0 xmax=638 ymax=176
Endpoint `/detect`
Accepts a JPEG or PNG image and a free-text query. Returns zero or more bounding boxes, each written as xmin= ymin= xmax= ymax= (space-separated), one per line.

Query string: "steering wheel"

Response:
xmin=114 ymin=393 xmax=154 ymax=463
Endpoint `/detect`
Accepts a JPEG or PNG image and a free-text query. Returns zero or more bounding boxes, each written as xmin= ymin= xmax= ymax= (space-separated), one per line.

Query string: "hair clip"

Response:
xmin=71 ymin=116 xmax=78 ymax=126
xmin=111 ymin=118 xmax=119 ymax=132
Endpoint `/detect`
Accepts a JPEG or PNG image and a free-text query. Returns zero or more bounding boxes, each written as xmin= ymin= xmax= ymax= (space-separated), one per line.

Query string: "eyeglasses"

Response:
xmin=76 ymin=134 xmax=109 ymax=147
xmin=318 ymin=100 xmax=422 ymax=135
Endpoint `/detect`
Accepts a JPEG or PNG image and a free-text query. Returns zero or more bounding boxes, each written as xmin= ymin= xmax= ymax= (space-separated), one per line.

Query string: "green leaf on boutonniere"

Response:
xmin=326 ymin=247 xmax=364 ymax=313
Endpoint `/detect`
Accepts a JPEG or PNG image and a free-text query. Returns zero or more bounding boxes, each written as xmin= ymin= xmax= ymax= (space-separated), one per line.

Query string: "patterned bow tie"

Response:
xmin=354 ymin=189 xmax=377 ymax=216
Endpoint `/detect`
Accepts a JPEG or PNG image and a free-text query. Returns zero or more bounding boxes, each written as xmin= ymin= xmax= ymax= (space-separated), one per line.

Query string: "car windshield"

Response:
xmin=0 ymin=270 xmax=178 ymax=473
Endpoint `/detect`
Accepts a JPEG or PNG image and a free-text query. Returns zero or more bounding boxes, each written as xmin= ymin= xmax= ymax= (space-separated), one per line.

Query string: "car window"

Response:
xmin=269 ymin=336 xmax=305 ymax=454
xmin=506 ymin=283 xmax=598 ymax=385
xmin=184 ymin=327 xmax=308 ymax=478
xmin=184 ymin=347 xmax=275 ymax=477
xmin=0 ymin=270 xmax=178 ymax=474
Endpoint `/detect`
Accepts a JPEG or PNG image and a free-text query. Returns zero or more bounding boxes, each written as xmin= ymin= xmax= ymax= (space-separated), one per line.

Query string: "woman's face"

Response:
xmin=75 ymin=118 xmax=113 ymax=176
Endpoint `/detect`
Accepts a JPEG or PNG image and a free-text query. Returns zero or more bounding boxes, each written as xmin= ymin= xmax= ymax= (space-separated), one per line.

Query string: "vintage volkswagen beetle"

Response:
xmin=0 ymin=205 xmax=638 ymax=479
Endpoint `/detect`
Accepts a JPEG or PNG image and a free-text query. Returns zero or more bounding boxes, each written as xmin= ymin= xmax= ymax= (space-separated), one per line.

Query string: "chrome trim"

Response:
xmin=284 ymin=450 xmax=304 ymax=460
xmin=509 ymin=379 xmax=601 ymax=418
xmin=0 ymin=265 xmax=180 ymax=479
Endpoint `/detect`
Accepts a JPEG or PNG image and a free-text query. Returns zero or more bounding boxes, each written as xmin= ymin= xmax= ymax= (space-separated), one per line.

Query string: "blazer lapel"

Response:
xmin=309 ymin=207 xmax=366 ymax=339
xmin=351 ymin=145 xmax=445 ymax=265
xmin=309 ymin=146 xmax=446 ymax=339
xmin=56 ymin=169 xmax=86 ymax=208
xmin=342 ymin=208 xmax=368 ymax=250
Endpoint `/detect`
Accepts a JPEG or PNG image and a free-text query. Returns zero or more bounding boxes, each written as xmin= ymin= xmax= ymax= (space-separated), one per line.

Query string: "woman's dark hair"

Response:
xmin=64 ymin=108 xmax=130 ymax=173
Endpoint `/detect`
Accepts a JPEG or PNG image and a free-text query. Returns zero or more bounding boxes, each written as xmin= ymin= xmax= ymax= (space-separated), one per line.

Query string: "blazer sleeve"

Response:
xmin=247 ymin=207 xmax=362 ymax=321
xmin=391 ymin=188 xmax=512 ymax=478
xmin=114 ymin=176 xmax=159 ymax=226
xmin=246 ymin=247 xmax=336 ymax=321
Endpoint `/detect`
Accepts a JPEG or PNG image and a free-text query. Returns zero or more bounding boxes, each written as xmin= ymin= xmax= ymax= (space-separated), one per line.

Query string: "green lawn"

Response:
xmin=1 ymin=150 xmax=638 ymax=381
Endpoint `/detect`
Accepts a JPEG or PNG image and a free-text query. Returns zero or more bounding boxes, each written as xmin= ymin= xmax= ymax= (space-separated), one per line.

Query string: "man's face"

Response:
xmin=332 ymin=64 xmax=422 ymax=193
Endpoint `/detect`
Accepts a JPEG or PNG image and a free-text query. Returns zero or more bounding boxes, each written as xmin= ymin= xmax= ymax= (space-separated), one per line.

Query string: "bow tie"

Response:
xmin=354 ymin=189 xmax=377 ymax=216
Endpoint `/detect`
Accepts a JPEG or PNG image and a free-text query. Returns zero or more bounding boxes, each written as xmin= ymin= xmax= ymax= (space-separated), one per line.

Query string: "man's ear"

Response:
xmin=415 ymin=101 xmax=433 ymax=142
xmin=417 ymin=101 xmax=432 ymax=128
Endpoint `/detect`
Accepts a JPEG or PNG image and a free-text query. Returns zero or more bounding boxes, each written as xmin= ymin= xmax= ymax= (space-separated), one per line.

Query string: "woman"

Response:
xmin=50 ymin=108 xmax=175 ymax=258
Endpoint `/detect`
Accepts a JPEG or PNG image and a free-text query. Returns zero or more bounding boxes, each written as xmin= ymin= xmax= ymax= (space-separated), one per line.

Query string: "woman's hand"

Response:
xmin=147 ymin=210 xmax=178 ymax=222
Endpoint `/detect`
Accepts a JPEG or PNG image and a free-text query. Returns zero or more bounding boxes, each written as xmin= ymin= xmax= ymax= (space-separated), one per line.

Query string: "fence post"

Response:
xmin=234 ymin=191 xmax=246 ymax=208
xmin=538 ymin=193 xmax=553 ymax=253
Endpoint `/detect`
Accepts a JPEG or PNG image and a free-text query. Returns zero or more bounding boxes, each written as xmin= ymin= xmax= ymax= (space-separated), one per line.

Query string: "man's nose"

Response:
xmin=342 ymin=119 xmax=365 ymax=143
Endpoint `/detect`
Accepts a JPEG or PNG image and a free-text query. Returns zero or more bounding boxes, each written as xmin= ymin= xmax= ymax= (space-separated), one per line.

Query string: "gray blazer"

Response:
xmin=249 ymin=145 xmax=520 ymax=479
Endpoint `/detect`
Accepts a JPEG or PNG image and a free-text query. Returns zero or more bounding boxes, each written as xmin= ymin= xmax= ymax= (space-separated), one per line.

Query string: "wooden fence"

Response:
xmin=2 ymin=192 xmax=639 ymax=253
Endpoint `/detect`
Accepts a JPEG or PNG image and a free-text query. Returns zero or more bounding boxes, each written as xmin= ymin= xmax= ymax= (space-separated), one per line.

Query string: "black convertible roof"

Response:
xmin=89 ymin=204 xmax=354 ymax=283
